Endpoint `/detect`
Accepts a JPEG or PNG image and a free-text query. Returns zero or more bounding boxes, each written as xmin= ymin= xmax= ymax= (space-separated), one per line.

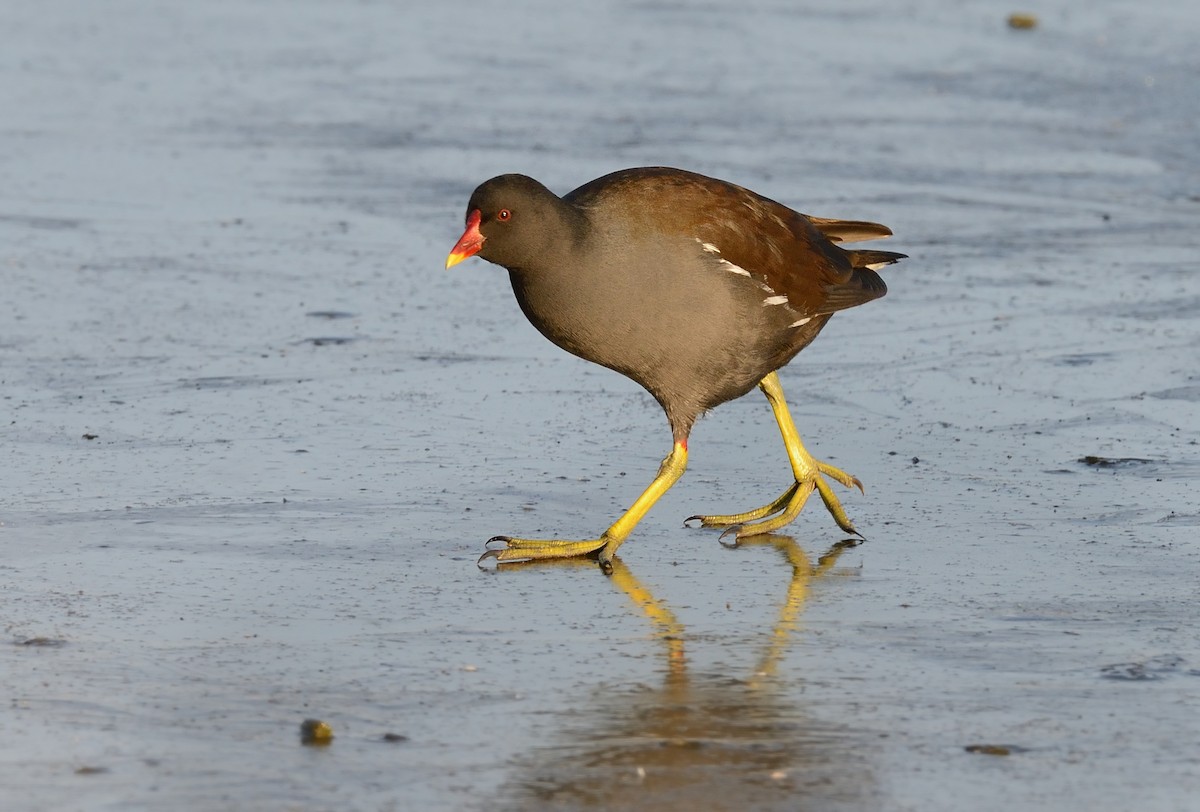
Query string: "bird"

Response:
xmin=446 ymin=167 xmax=905 ymax=571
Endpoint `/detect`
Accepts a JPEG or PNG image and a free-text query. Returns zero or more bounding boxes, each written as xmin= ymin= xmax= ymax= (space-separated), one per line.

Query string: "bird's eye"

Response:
xmin=497 ymin=209 xmax=512 ymax=222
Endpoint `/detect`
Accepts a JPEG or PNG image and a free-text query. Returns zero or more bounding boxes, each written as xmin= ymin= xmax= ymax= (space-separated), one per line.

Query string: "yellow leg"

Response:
xmin=481 ymin=441 xmax=689 ymax=571
xmin=687 ymin=371 xmax=862 ymax=539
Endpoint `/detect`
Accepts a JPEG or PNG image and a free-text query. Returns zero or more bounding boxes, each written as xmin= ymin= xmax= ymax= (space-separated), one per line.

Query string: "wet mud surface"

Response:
xmin=3 ymin=1 xmax=1198 ymax=810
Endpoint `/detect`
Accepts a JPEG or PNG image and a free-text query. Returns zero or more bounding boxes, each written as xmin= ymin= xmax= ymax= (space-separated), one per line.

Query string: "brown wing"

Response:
xmin=684 ymin=178 xmax=898 ymax=317
xmin=567 ymin=167 xmax=904 ymax=317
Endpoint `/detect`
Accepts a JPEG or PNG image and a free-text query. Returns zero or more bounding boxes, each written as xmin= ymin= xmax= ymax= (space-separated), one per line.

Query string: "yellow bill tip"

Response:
xmin=446 ymin=208 xmax=484 ymax=269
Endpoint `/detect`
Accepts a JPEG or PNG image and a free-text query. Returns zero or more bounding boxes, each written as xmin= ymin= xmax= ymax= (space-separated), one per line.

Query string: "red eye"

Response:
xmin=497 ymin=208 xmax=512 ymax=221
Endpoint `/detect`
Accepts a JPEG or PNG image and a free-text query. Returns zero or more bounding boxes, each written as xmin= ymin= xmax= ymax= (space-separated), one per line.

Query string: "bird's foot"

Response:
xmin=685 ymin=461 xmax=864 ymax=540
xmin=479 ymin=535 xmax=618 ymax=571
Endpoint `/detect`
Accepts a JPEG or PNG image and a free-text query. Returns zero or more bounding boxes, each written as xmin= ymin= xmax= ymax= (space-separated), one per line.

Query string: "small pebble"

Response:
xmin=20 ymin=637 xmax=67 ymax=647
xmin=300 ymin=718 xmax=334 ymax=746
xmin=1007 ymin=13 xmax=1038 ymax=29
xmin=965 ymin=743 xmax=1012 ymax=756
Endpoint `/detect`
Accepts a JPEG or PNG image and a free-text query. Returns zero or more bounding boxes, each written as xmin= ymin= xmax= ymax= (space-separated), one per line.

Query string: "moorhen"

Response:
xmin=447 ymin=167 xmax=904 ymax=570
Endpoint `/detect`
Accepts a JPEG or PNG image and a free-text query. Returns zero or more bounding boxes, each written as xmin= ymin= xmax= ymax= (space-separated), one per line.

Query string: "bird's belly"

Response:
xmin=511 ymin=265 xmax=798 ymax=417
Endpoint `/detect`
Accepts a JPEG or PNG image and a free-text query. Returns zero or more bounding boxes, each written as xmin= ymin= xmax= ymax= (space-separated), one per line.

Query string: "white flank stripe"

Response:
xmin=865 ymin=261 xmax=890 ymax=271
xmin=764 ymin=295 xmax=789 ymax=306
xmin=697 ymin=238 xmax=754 ymax=278
xmin=790 ymin=317 xmax=812 ymax=328
xmin=720 ymin=259 xmax=751 ymax=277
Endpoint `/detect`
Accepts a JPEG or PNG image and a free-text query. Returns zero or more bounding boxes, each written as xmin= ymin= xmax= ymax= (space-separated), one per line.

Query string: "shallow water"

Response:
xmin=3 ymin=1 xmax=1199 ymax=810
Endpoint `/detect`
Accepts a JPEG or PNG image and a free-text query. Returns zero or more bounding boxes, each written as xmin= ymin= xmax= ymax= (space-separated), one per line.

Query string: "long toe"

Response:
xmin=813 ymin=476 xmax=861 ymax=535
xmin=685 ymin=483 xmax=799 ymax=528
xmin=478 ymin=536 xmax=609 ymax=564
xmin=688 ymin=459 xmax=863 ymax=537
xmin=817 ymin=462 xmax=864 ymax=494
xmin=728 ymin=480 xmax=815 ymax=540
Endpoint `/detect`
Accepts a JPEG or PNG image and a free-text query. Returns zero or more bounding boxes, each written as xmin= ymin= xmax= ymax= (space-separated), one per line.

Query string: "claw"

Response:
xmin=683 ymin=515 xmax=704 ymax=527
xmin=718 ymin=525 xmax=742 ymax=542
xmin=832 ymin=516 xmax=861 ymax=537
xmin=477 ymin=549 xmax=503 ymax=567
xmin=486 ymin=536 xmax=512 ymax=549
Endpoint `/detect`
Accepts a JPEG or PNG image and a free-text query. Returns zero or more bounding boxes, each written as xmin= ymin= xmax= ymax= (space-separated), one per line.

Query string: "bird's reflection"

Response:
xmin=496 ymin=537 xmax=877 ymax=811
